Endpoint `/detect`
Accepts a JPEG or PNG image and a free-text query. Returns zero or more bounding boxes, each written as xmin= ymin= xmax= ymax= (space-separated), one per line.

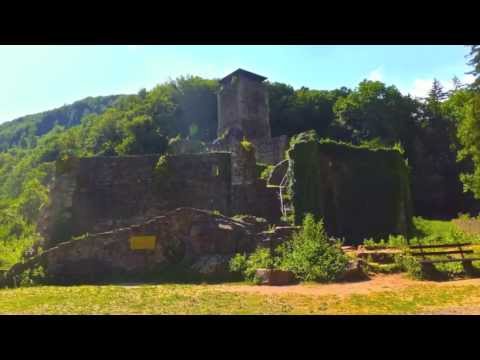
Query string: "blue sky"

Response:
xmin=0 ymin=45 xmax=475 ymax=124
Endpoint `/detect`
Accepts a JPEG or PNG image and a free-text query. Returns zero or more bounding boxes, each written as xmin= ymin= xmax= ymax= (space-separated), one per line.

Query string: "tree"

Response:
xmin=332 ymin=80 xmax=417 ymax=147
xmin=454 ymin=45 xmax=480 ymax=199
xmin=467 ymin=45 xmax=480 ymax=90
xmin=267 ymin=82 xmax=348 ymax=138
xmin=457 ymin=93 xmax=480 ymax=198
xmin=115 ymin=115 xmax=168 ymax=155
xmin=452 ymin=76 xmax=463 ymax=91
xmin=427 ymin=79 xmax=447 ymax=112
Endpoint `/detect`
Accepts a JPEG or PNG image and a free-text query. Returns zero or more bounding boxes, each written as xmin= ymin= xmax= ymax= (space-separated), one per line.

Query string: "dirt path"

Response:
xmin=217 ymin=274 xmax=480 ymax=298
xmin=423 ymin=306 xmax=480 ymax=315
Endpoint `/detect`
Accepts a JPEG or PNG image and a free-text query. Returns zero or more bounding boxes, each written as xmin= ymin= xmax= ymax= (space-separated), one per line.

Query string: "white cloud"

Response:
xmin=367 ymin=66 xmax=383 ymax=81
xmin=407 ymin=79 xmax=434 ymax=99
xmin=462 ymin=73 xmax=475 ymax=85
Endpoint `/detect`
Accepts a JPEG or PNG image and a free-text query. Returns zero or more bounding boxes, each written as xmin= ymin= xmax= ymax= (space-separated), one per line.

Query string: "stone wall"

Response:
xmin=40 ymin=153 xmax=232 ymax=248
xmin=253 ymin=135 xmax=289 ymax=165
xmin=231 ymin=179 xmax=282 ymax=223
xmin=209 ymin=130 xmax=257 ymax=185
xmin=288 ymin=134 xmax=413 ymax=245
xmin=6 ymin=208 xmax=261 ymax=285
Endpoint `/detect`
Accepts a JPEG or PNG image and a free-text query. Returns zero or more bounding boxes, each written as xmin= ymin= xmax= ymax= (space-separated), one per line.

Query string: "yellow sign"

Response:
xmin=129 ymin=236 xmax=156 ymax=250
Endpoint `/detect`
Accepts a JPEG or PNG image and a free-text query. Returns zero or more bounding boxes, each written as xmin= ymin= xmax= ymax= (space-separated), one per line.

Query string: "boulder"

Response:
xmin=338 ymin=259 xmax=369 ymax=282
xmin=189 ymin=255 xmax=231 ymax=278
xmin=255 ymin=269 xmax=296 ymax=285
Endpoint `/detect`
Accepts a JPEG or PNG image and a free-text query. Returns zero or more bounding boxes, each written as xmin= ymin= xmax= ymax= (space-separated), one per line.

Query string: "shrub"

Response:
xmin=0 ymin=235 xmax=37 ymax=271
xmin=230 ymin=215 xmax=349 ymax=283
xmin=278 ymin=214 xmax=349 ymax=282
xmin=229 ymin=249 xmax=279 ymax=283
xmin=363 ymin=234 xmax=408 ymax=249
xmin=229 ymin=253 xmax=248 ymax=274
xmin=394 ymin=254 xmax=424 ymax=280
xmin=17 ymin=265 xmax=47 ymax=287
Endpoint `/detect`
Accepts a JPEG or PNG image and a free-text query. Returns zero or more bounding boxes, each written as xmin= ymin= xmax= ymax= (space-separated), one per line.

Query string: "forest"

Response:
xmin=0 ymin=45 xmax=479 ymax=270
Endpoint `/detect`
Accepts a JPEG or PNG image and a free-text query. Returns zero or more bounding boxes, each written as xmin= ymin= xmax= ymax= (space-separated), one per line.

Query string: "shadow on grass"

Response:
xmin=35 ymin=268 xmax=246 ymax=287
xmin=418 ymin=263 xmax=480 ymax=282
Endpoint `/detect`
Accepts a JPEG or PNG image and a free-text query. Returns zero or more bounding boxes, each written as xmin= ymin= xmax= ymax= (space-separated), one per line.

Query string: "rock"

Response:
xmin=255 ymin=269 xmax=296 ymax=285
xmin=189 ymin=255 xmax=231 ymax=278
xmin=232 ymin=215 xmax=269 ymax=233
xmin=3 ymin=208 xmax=260 ymax=286
xmin=339 ymin=260 xmax=369 ymax=282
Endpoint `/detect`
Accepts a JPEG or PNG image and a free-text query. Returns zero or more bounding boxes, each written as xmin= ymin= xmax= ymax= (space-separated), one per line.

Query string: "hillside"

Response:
xmin=0 ymin=95 xmax=124 ymax=151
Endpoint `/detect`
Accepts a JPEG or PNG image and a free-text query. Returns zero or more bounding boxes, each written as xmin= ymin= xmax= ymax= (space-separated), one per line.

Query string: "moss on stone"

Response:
xmin=287 ymin=131 xmax=413 ymax=245
xmin=257 ymin=163 xmax=274 ymax=180
xmin=153 ymin=155 xmax=172 ymax=191
xmin=240 ymin=138 xmax=254 ymax=152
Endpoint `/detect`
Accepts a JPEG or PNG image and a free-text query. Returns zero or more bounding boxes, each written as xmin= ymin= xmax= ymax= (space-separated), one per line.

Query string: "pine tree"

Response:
xmin=427 ymin=79 xmax=447 ymax=113
xmin=467 ymin=45 xmax=480 ymax=90
xmin=428 ymin=79 xmax=447 ymax=102
xmin=452 ymin=76 xmax=462 ymax=90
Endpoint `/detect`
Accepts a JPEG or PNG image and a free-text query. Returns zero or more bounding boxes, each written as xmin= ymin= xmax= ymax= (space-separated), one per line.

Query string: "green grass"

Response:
xmin=1 ymin=281 xmax=480 ymax=314
xmin=413 ymin=217 xmax=458 ymax=240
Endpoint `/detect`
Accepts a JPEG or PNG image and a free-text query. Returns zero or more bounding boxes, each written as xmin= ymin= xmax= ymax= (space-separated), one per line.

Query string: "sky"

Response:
xmin=0 ymin=45 xmax=475 ymax=124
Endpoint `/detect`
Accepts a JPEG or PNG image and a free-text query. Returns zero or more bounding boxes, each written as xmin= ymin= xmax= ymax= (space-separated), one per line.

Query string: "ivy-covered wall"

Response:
xmin=288 ymin=131 xmax=413 ymax=245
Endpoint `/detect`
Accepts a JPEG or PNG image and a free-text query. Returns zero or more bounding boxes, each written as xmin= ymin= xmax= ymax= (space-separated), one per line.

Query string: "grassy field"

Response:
xmin=2 ymin=278 xmax=480 ymax=314
xmin=2 ymin=216 xmax=480 ymax=315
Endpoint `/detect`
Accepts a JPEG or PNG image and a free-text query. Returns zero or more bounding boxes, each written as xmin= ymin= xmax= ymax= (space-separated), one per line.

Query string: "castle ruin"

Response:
xmin=37 ymin=68 xmax=412 ymax=252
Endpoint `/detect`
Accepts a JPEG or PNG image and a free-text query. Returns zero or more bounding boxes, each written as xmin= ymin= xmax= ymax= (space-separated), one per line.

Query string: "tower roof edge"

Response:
xmin=220 ymin=68 xmax=267 ymax=84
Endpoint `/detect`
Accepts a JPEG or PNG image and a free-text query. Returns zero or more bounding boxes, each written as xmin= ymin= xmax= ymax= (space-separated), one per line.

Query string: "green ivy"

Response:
xmin=287 ymin=131 xmax=413 ymax=244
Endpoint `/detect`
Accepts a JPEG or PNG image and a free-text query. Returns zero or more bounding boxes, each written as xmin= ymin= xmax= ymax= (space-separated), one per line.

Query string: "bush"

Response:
xmin=363 ymin=234 xmax=408 ymax=249
xmin=278 ymin=214 xmax=349 ymax=282
xmin=394 ymin=254 xmax=424 ymax=280
xmin=229 ymin=249 xmax=279 ymax=283
xmin=17 ymin=265 xmax=47 ymax=287
xmin=230 ymin=214 xmax=350 ymax=283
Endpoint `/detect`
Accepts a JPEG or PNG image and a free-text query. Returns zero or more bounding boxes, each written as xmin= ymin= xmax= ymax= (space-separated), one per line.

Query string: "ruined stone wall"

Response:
xmin=288 ymin=134 xmax=413 ymax=245
xmin=231 ymin=179 xmax=282 ymax=223
xmin=209 ymin=134 xmax=257 ymax=186
xmin=7 ymin=208 xmax=260 ymax=285
xmin=253 ymin=135 xmax=289 ymax=165
xmin=40 ymin=153 xmax=232 ymax=248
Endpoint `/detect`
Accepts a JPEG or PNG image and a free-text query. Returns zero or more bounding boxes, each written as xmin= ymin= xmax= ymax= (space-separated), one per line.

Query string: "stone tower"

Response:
xmin=217 ymin=68 xmax=271 ymax=141
xmin=213 ymin=68 xmax=289 ymax=167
